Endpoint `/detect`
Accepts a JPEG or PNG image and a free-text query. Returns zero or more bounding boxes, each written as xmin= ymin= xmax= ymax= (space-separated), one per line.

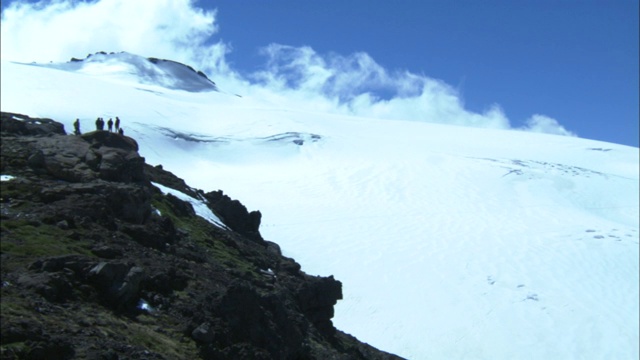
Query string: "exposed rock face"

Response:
xmin=298 ymin=275 xmax=344 ymax=336
xmin=0 ymin=112 xmax=65 ymax=136
xmin=1 ymin=112 xmax=144 ymax=184
xmin=204 ymin=190 xmax=264 ymax=242
xmin=0 ymin=112 xmax=403 ymax=360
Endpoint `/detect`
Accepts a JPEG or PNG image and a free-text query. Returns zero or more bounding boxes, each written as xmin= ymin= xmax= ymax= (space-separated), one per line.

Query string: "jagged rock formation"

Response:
xmin=0 ymin=112 xmax=403 ymax=359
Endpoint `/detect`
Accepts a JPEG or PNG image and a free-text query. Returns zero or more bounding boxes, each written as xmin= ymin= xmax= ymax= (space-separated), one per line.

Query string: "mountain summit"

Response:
xmin=31 ymin=51 xmax=218 ymax=93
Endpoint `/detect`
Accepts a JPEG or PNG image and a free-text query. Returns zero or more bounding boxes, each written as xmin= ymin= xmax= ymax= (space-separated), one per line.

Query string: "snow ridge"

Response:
xmin=26 ymin=51 xmax=218 ymax=93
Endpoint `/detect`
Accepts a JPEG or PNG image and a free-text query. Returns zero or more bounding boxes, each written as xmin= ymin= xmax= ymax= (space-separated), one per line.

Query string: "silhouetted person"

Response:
xmin=73 ymin=118 xmax=81 ymax=135
xmin=118 ymin=128 xmax=124 ymax=135
xmin=107 ymin=118 xmax=114 ymax=132
xmin=115 ymin=117 xmax=120 ymax=131
xmin=95 ymin=117 xmax=106 ymax=131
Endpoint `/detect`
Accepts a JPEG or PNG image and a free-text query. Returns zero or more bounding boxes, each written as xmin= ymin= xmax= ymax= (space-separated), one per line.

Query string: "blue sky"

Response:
xmin=207 ymin=0 xmax=639 ymax=147
xmin=1 ymin=0 xmax=638 ymax=147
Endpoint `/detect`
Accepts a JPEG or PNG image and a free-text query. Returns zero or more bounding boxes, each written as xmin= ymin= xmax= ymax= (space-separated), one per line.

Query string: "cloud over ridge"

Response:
xmin=0 ymin=0 xmax=575 ymax=136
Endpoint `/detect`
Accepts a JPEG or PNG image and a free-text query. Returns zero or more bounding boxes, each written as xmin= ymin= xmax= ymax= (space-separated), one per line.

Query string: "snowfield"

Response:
xmin=2 ymin=54 xmax=638 ymax=359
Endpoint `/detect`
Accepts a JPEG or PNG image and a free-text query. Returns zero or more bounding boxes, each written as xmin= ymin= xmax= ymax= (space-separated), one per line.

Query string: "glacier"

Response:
xmin=1 ymin=53 xmax=638 ymax=359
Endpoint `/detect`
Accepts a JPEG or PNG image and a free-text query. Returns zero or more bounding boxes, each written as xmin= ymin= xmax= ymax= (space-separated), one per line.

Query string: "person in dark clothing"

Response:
xmin=107 ymin=118 xmax=114 ymax=132
xmin=118 ymin=128 xmax=124 ymax=135
xmin=73 ymin=118 xmax=81 ymax=135
xmin=95 ymin=117 xmax=105 ymax=131
xmin=115 ymin=117 xmax=120 ymax=131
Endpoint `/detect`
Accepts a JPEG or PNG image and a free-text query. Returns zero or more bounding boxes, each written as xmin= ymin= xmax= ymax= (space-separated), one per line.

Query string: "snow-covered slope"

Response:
xmin=2 ymin=55 xmax=638 ymax=359
xmin=27 ymin=51 xmax=218 ymax=92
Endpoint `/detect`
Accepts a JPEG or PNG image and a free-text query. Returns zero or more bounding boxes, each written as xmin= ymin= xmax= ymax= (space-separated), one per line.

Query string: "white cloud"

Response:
xmin=247 ymin=44 xmax=512 ymax=129
xmin=0 ymin=0 xmax=574 ymax=137
xmin=520 ymin=114 xmax=577 ymax=137
xmin=0 ymin=0 xmax=229 ymax=74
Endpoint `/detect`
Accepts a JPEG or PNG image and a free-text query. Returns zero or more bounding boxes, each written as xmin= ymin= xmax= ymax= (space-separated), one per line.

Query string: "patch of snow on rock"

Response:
xmin=152 ymin=182 xmax=227 ymax=229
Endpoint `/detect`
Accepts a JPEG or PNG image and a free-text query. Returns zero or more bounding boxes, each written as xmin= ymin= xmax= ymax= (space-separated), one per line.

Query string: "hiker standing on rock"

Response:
xmin=96 ymin=117 xmax=106 ymax=131
xmin=73 ymin=118 xmax=81 ymax=135
xmin=107 ymin=118 xmax=114 ymax=132
xmin=115 ymin=117 xmax=120 ymax=132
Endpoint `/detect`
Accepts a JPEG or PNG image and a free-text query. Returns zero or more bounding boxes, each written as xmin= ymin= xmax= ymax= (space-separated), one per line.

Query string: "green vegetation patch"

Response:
xmin=0 ymin=295 xmax=199 ymax=359
xmin=125 ymin=313 xmax=199 ymax=359
xmin=0 ymin=219 xmax=92 ymax=265
xmin=0 ymin=179 xmax=42 ymax=205
xmin=151 ymin=194 xmax=259 ymax=279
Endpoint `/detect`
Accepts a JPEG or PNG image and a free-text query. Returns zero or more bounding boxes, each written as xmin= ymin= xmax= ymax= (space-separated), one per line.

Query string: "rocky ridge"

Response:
xmin=0 ymin=112 xmax=403 ymax=359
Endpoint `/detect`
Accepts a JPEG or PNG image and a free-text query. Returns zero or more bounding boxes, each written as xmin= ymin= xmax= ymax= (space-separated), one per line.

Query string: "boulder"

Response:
xmin=297 ymin=275 xmax=343 ymax=336
xmin=191 ymin=322 xmax=215 ymax=343
xmin=81 ymin=130 xmax=139 ymax=152
xmin=203 ymin=190 xmax=263 ymax=242
xmin=88 ymin=262 xmax=145 ymax=310
xmin=16 ymin=272 xmax=73 ymax=302
xmin=0 ymin=112 xmax=65 ymax=136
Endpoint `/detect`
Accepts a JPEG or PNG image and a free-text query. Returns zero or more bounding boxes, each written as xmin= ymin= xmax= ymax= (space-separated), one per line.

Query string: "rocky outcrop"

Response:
xmin=1 ymin=112 xmax=144 ymax=184
xmin=203 ymin=190 xmax=263 ymax=242
xmin=298 ymin=275 xmax=343 ymax=336
xmin=0 ymin=112 xmax=403 ymax=360
xmin=0 ymin=112 xmax=65 ymax=136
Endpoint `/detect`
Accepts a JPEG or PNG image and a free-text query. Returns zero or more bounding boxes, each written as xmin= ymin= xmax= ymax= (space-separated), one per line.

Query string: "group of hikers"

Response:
xmin=73 ymin=116 xmax=124 ymax=136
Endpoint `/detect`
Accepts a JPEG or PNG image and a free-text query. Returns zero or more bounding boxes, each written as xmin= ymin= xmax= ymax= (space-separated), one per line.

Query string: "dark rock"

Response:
xmin=265 ymin=241 xmax=282 ymax=256
xmin=56 ymin=219 xmax=70 ymax=229
xmin=42 ymin=137 xmax=95 ymax=181
xmin=165 ymin=192 xmax=196 ymax=217
xmin=203 ymin=190 xmax=263 ymax=242
xmin=26 ymin=337 xmax=75 ymax=360
xmin=27 ymin=150 xmax=46 ymax=169
xmin=0 ymin=319 xmax=44 ymax=344
xmin=120 ymin=213 xmax=176 ymax=249
xmin=119 ymin=266 xmax=145 ymax=305
xmin=280 ymin=259 xmax=302 ymax=275
xmin=16 ymin=272 xmax=73 ymax=302
xmin=29 ymin=255 xmax=93 ymax=274
xmin=144 ymin=163 xmax=199 ymax=198
xmin=87 ymin=262 xmax=145 ymax=310
xmin=98 ymin=349 xmax=119 ymax=360
xmin=39 ymin=182 xmax=152 ymax=224
xmin=297 ymin=275 xmax=343 ymax=336
xmin=88 ymin=262 xmax=131 ymax=287
xmin=77 ymin=131 xmax=145 ymax=182
xmin=0 ymin=112 xmax=66 ymax=136
xmin=191 ymin=322 xmax=215 ymax=343
xmin=143 ymin=268 xmax=188 ymax=294
xmin=81 ymin=130 xmax=139 ymax=152
xmin=91 ymin=246 xmax=123 ymax=259
xmin=2 ymin=115 xmax=146 ymax=183
xmin=214 ymin=283 xmax=304 ymax=358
